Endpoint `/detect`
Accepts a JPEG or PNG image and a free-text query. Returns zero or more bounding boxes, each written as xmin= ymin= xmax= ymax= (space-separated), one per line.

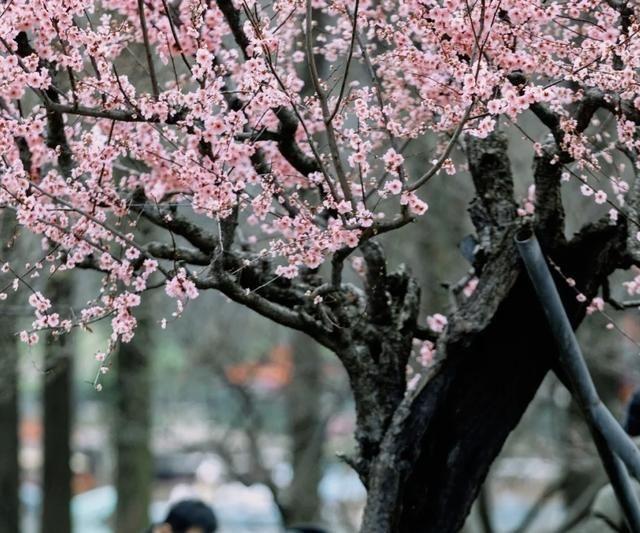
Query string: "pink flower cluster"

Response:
xmin=165 ymin=268 xmax=199 ymax=301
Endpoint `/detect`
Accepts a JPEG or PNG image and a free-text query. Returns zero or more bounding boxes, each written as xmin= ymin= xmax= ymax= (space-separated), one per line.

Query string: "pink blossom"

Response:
xmin=580 ymin=184 xmax=594 ymax=197
xmin=419 ymin=341 xmax=435 ymax=367
xmin=165 ymin=269 xmax=199 ymax=301
xmin=382 ymin=149 xmax=404 ymax=175
xmin=401 ymin=192 xmax=429 ymax=216
xmin=463 ymin=277 xmax=479 ymax=298
xmin=28 ymin=292 xmax=51 ymax=313
xmin=0 ymin=0 xmax=638 ymax=353
xmin=384 ymin=180 xmax=403 ymax=195
xmin=594 ymin=190 xmax=607 ymax=204
xmin=427 ymin=313 xmax=448 ymax=333
xmin=276 ymin=264 xmax=299 ymax=279
xmin=586 ymin=297 xmax=605 ymax=315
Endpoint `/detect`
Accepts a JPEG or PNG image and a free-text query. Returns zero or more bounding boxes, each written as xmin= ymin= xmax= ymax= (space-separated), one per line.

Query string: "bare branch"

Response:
xmin=198 ymin=267 xmax=338 ymax=351
xmin=329 ymin=0 xmax=360 ymax=122
xmin=145 ymin=242 xmax=210 ymax=265
xmin=137 ymin=0 xmax=160 ymax=99
xmin=131 ymin=191 xmax=218 ymax=254
xmin=305 ymin=0 xmax=354 ymax=206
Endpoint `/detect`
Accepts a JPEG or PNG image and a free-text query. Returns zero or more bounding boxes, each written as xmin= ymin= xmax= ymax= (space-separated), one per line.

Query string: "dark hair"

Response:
xmin=286 ymin=527 xmax=328 ymax=533
xmin=164 ymin=499 xmax=218 ymax=533
xmin=624 ymin=389 xmax=640 ymax=437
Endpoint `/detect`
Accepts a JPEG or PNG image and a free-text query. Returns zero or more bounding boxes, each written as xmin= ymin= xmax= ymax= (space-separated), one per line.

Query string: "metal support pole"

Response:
xmin=516 ymin=230 xmax=640 ymax=533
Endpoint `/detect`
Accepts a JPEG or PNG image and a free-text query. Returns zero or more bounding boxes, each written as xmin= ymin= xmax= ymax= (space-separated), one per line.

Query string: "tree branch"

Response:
xmin=533 ymin=137 xmax=566 ymax=248
xmin=145 ymin=242 xmax=210 ymax=265
xmin=137 ymin=0 xmax=160 ymax=99
xmin=131 ymin=191 xmax=218 ymax=254
xmin=361 ymin=240 xmax=390 ymax=325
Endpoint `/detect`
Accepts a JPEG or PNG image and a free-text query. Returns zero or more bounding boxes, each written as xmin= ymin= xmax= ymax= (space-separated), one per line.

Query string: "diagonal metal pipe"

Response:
xmin=516 ymin=229 xmax=640 ymax=533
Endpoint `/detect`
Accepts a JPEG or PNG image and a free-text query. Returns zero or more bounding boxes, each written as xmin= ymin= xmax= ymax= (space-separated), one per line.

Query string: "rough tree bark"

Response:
xmin=41 ymin=276 xmax=73 ymax=533
xmin=0 ymin=213 xmax=20 ymax=533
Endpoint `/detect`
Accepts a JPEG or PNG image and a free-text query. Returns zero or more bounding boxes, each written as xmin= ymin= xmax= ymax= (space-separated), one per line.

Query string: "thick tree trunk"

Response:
xmin=395 ymin=268 xmax=552 ymax=532
xmin=42 ymin=278 xmax=73 ymax=533
xmin=0 ymin=214 xmax=20 ymax=533
xmin=115 ymin=305 xmax=152 ymax=533
xmin=358 ymin=219 xmax=629 ymax=533
xmin=343 ymin=132 xmax=633 ymax=533
xmin=284 ymin=331 xmax=324 ymax=525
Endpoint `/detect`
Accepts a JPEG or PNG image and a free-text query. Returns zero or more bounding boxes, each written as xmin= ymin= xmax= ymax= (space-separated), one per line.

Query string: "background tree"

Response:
xmin=2 ymin=1 xmax=640 ymax=532
xmin=0 ymin=212 xmax=20 ymax=533
xmin=114 ymin=292 xmax=153 ymax=533
xmin=177 ymin=314 xmax=345 ymax=528
xmin=41 ymin=276 xmax=73 ymax=533
xmin=284 ymin=330 xmax=325 ymax=526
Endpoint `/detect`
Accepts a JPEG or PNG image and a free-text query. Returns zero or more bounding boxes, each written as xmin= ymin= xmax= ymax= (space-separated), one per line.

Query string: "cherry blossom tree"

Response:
xmin=2 ymin=0 xmax=640 ymax=530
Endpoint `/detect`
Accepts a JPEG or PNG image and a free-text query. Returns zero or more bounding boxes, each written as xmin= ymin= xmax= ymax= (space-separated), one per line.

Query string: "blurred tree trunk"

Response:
xmin=284 ymin=331 xmax=324 ymax=525
xmin=0 ymin=324 xmax=20 ymax=533
xmin=42 ymin=277 xmax=73 ymax=533
xmin=0 ymin=213 xmax=20 ymax=533
xmin=115 ymin=300 xmax=152 ymax=533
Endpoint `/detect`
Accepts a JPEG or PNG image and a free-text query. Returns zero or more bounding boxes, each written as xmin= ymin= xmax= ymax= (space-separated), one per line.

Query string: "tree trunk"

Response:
xmin=0 ymin=322 xmax=20 ymax=533
xmin=0 ymin=288 xmax=19 ymax=533
xmin=0 ymin=213 xmax=20 ymax=533
xmin=284 ymin=331 xmax=324 ymax=525
xmin=42 ymin=277 xmax=73 ymax=533
xmin=357 ymin=219 xmax=629 ymax=532
xmin=336 ymin=133 xmax=633 ymax=533
xmin=115 ymin=303 xmax=152 ymax=533
xmin=394 ymin=267 xmax=552 ymax=533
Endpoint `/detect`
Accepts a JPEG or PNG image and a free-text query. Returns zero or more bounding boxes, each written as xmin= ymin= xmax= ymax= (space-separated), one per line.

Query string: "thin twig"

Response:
xmin=305 ymin=0 xmax=353 ymax=206
xmin=406 ymin=101 xmax=475 ymax=192
xmin=137 ymin=0 xmax=160 ymax=99
xmin=329 ymin=0 xmax=359 ymax=122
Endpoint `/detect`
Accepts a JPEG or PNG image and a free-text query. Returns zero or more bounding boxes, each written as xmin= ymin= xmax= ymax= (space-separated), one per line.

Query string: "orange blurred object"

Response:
xmin=225 ymin=343 xmax=293 ymax=390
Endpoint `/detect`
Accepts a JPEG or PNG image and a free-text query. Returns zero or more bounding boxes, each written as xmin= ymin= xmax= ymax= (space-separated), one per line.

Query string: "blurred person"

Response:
xmin=149 ymin=499 xmax=218 ymax=533
xmin=572 ymin=390 xmax=640 ymax=532
xmin=285 ymin=526 xmax=328 ymax=533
